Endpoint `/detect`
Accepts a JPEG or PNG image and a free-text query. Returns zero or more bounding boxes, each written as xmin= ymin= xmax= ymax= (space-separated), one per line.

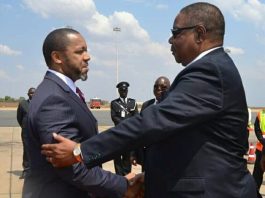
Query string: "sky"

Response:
xmin=1 ymin=0 xmax=265 ymax=106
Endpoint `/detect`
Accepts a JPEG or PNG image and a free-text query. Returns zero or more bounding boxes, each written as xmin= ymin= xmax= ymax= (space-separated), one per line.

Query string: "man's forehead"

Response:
xmin=173 ymin=13 xmax=187 ymax=27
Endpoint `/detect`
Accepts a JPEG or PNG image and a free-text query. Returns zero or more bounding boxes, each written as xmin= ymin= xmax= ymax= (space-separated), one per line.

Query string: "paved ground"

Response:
xmin=0 ymin=126 xmax=141 ymax=198
xmin=0 ymin=126 xmax=264 ymax=197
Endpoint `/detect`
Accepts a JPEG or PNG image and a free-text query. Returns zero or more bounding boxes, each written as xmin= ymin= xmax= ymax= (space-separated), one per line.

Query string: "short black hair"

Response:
xmin=42 ymin=28 xmax=80 ymax=67
xmin=28 ymin=87 xmax=35 ymax=93
xmin=180 ymin=2 xmax=225 ymax=41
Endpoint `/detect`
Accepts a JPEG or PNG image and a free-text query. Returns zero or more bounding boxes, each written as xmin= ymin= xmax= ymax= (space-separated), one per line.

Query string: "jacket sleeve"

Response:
xmin=132 ymin=101 xmax=139 ymax=116
xmin=16 ymin=102 xmax=23 ymax=127
xmin=110 ymin=101 xmax=122 ymax=125
xmin=80 ymin=63 xmax=225 ymax=167
xmin=35 ymin=95 xmax=127 ymax=198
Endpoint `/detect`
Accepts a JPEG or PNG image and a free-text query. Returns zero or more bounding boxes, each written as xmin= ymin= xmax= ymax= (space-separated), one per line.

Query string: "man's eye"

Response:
xmin=76 ymin=50 xmax=84 ymax=54
xmin=75 ymin=48 xmax=87 ymax=54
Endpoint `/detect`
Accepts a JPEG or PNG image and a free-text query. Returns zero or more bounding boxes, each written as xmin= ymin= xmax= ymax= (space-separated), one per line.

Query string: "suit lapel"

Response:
xmin=45 ymin=71 xmax=97 ymax=122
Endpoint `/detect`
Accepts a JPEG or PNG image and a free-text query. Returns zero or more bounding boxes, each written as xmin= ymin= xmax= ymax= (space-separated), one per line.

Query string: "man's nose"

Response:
xmin=84 ymin=52 xmax=90 ymax=61
xmin=168 ymin=36 xmax=173 ymax=44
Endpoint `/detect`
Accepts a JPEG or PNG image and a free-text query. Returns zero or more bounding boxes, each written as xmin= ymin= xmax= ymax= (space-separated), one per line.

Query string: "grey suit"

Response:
xmin=77 ymin=48 xmax=257 ymax=197
xmin=23 ymin=71 xmax=126 ymax=198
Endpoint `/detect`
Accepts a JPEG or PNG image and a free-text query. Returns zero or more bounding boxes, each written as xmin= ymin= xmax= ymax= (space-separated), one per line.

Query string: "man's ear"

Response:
xmin=194 ymin=25 xmax=207 ymax=43
xmin=51 ymin=51 xmax=63 ymax=64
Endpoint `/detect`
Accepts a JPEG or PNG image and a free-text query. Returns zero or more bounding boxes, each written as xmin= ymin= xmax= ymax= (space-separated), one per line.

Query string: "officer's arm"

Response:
xmin=131 ymin=101 xmax=139 ymax=116
xmin=110 ymin=102 xmax=122 ymax=125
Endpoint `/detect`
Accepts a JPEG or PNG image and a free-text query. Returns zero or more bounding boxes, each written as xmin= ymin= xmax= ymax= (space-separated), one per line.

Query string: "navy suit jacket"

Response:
xmin=141 ymin=99 xmax=155 ymax=112
xmin=23 ymin=71 xmax=126 ymax=198
xmin=77 ymin=48 xmax=256 ymax=197
xmin=17 ymin=99 xmax=30 ymax=129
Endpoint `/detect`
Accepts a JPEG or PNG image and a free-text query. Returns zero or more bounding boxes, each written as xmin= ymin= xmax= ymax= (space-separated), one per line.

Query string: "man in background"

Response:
xmin=131 ymin=76 xmax=170 ymax=170
xmin=142 ymin=76 xmax=170 ymax=109
xmin=253 ymin=109 xmax=265 ymax=198
xmin=17 ymin=87 xmax=35 ymax=179
xmin=110 ymin=81 xmax=138 ymax=175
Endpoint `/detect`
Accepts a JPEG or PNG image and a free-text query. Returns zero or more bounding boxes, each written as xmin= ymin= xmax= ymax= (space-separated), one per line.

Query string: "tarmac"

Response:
xmin=0 ymin=126 xmax=141 ymax=198
xmin=0 ymin=126 xmax=264 ymax=198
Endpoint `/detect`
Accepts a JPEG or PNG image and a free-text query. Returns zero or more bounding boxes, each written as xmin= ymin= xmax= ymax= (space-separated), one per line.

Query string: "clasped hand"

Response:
xmin=41 ymin=133 xmax=78 ymax=167
xmin=124 ymin=173 xmax=145 ymax=198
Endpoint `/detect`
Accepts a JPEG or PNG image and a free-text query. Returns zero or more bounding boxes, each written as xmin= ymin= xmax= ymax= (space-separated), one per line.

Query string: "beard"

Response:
xmin=80 ymin=72 xmax=87 ymax=81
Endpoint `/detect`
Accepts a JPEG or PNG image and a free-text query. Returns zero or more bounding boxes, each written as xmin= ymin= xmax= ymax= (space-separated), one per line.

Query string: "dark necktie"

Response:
xmin=76 ymin=87 xmax=86 ymax=103
xmin=122 ymin=98 xmax=126 ymax=104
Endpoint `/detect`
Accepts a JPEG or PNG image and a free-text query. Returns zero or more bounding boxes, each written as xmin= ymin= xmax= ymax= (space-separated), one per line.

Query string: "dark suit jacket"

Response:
xmin=132 ymin=98 xmax=155 ymax=166
xmin=141 ymin=99 xmax=155 ymax=112
xmin=23 ymin=71 xmax=126 ymax=198
xmin=78 ymin=48 xmax=256 ymax=197
xmin=17 ymin=99 xmax=30 ymax=129
xmin=110 ymin=98 xmax=138 ymax=125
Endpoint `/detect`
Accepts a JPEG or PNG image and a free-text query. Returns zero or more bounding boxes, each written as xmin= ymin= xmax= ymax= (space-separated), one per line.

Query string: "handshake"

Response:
xmin=41 ymin=133 xmax=145 ymax=197
xmin=124 ymin=172 xmax=145 ymax=198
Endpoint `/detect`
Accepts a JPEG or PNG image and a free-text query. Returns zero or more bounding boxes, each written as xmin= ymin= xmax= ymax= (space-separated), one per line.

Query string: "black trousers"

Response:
xmin=114 ymin=152 xmax=131 ymax=176
xmin=21 ymin=129 xmax=29 ymax=171
xmin=252 ymin=149 xmax=263 ymax=198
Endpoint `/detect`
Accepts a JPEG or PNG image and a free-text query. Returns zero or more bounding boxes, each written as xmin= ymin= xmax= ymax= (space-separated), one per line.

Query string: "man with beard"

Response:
xmin=42 ymin=3 xmax=257 ymax=197
xmin=23 ymin=28 xmax=141 ymax=198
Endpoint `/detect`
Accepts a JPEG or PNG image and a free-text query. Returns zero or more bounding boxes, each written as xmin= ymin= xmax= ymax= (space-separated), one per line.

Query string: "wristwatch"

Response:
xmin=73 ymin=143 xmax=83 ymax=162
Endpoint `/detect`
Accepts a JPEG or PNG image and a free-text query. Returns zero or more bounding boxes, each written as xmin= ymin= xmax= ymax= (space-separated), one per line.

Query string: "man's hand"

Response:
xmin=41 ymin=133 xmax=78 ymax=167
xmin=130 ymin=156 xmax=138 ymax=166
xmin=123 ymin=173 xmax=145 ymax=198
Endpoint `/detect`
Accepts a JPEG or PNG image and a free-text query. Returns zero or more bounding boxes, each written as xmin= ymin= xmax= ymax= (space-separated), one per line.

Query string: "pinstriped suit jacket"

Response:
xmin=23 ymin=71 xmax=126 ymax=198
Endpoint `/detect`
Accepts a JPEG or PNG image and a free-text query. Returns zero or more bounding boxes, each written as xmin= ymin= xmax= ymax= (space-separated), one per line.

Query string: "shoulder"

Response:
xmin=146 ymin=98 xmax=155 ymax=105
xmin=128 ymin=98 xmax=136 ymax=102
xmin=111 ymin=98 xmax=119 ymax=103
xmin=142 ymin=98 xmax=155 ymax=109
xmin=18 ymin=99 xmax=27 ymax=106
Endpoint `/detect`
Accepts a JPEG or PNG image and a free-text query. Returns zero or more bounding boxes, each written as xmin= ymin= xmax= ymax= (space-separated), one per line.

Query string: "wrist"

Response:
xmin=73 ymin=143 xmax=83 ymax=162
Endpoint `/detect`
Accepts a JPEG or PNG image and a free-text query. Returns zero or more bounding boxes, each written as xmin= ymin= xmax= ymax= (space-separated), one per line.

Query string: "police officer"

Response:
xmin=110 ymin=81 xmax=138 ymax=175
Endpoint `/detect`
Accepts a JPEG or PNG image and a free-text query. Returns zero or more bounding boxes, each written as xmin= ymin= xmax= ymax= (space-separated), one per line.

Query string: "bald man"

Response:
xmin=131 ymin=76 xmax=171 ymax=170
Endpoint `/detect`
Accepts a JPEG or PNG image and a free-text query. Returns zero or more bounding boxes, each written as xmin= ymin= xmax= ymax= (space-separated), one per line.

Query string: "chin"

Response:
xmin=80 ymin=73 xmax=88 ymax=81
xmin=174 ymin=57 xmax=181 ymax=63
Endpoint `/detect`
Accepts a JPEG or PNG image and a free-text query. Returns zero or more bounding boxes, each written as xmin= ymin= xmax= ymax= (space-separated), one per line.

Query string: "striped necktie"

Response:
xmin=76 ymin=87 xmax=86 ymax=103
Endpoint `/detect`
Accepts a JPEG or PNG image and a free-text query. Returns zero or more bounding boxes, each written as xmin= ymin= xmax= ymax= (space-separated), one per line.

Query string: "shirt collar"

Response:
xmin=48 ymin=69 xmax=77 ymax=94
xmin=186 ymin=46 xmax=222 ymax=67
xmin=120 ymin=97 xmax=127 ymax=103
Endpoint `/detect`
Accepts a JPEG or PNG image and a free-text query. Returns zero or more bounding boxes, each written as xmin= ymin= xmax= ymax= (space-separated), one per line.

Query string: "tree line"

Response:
xmin=0 ymin=96 xmax=25 ymax=102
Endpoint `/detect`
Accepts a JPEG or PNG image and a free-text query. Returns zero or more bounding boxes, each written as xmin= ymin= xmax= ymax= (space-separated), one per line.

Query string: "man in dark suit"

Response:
xmin=141 ymin=76 xmax=170 ymax=110
xmin=110 ymin=81 xmax=138 ymax=176
xmin=41 ymin=3 xmax=257 ymax=198
xmin=131 ymin=76 xmax=170 ymax=170
xmin=17 ymin=87 xmax=35 ymax=179
xmin=23 ymin=28 xmax=139 ymax=198
xmin=252 ymin=110 xmax=265 ymax=198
